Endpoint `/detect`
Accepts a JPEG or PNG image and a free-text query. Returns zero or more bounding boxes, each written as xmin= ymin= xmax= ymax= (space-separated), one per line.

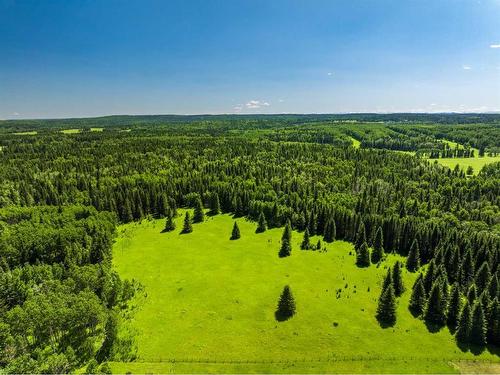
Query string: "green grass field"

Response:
xmin=112 ymin=211 xmax=499 ymax=373
xmin=432 ymin=156 xmax=500 ymax=175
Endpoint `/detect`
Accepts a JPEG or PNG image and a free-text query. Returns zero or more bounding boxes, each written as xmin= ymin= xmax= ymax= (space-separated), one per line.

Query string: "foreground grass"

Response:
xmin=112 ymin=212 xmax=498 ymax=373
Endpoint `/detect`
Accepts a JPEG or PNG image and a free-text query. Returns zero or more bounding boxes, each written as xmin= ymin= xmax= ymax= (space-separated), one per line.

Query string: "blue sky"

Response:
xmin=0 ymin=0 xmax=499 ymax=118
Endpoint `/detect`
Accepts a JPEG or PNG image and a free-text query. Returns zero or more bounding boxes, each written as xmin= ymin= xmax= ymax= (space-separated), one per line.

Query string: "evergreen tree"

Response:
xmin=376 ymin=284 xmax=397 ymax=326
xmin=486 ymin=297 xmax=499 ymax=346
xmin=423 ymin=260 xmax=436 ymax=294
xmin=382 ymin=267 xmax=393 ymax=292
xmin=371 ymin=227 xmax=384 ymax=263
xmin=456 ymin=302 xmax=472 ymax=343
xmin=256 ymin=211 xmax=267 ymax=233
xmin=406 ymin=239 xmax=420 ymax=272
xmin=409 ymin=274 xmax=426 ymax=316
xmin=467 ymin=283 xmax=477 ymax=304
xmin=356 ymin=242 xmax=370 ymax=267
xmin=475 ymin=262 xmax=491 ymax=292
xmin=488 ymin=276 xmax=499 ymax=301
xmin=181 ymin=212 xmax=193 ymax=234
xmin=315 ymin=239 xmax=321 ymax=251
xmin=193 ymin=197 xmax=205 ymax=223
xmin=209 ymin=193 xmax=221 ymax=215
xmin=300 ymin=228 xmax=311 ymax=250
xmin=230 ymin=222 xmax=241 ymax=240
xmin=282 ymin=220 xmax=292 ymax=243
xmin=323 ymin=219 xmax=336 ymax=243
xmin=392 ymin=261 xmax=405 ymax=296
xmin=470 ymin=302 xmax=487 ymax=346
xmin=354 ymin=221 xmax=366 ymax=252
xmin=163 ymin=212 xmax=176 ymax=232
xmin=447 ymin=283 xmax=462 ymax=331
xmin=424 ymin=280 xmax=447 ymax=326
xmin=275 ymin=285 xmax=296 ymax=321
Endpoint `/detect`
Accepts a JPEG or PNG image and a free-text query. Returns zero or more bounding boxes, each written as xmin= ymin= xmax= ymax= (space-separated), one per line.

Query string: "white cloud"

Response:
xmin=11 ymin=112 xmax=20 ymax=116
xmin=245 ymin=100 xmax=270 ymax=109
xmin=490 ymin=44 xmax=500 ymax=49
xmin=462 ymin=65 xmax=472 ymax=70
xmin=278 ymin=99 xmax=284 ymax=103
xmin=327 ymin=72 xmax=333 ymax=76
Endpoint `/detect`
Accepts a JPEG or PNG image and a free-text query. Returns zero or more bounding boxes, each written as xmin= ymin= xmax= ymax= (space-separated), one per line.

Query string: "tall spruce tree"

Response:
xmin=230 ymin=222 xmax=241 ymax=240
xmin=475 ymin=262 xmax=491 ymax=292
xmin=163 ymin=212 xmax=176 ymax=232
xmin=193 ymin=197 xmax=205 ymax=223
xmin=456 ymin=301 xmax=472 ymax=343
xmin=300 ymin=228 xmax=311 ymax=250
xmin=470 ymin=302 xmax=487 ymax=346
xmin=376 ymin=284 xmax=397 ymax=326
xmin=275 ymin=285 xmax=296 ymax=321
xmin=181 ymin=212 xmax=193 ymax=234
xmin=447 ymin=283 xmax=462 ymax=331
xmin=486 ymin=298 xmax=500 ymax=346
xmin=424 ymin=280 xmax=447 ymax=326
xmin=371 ymin=227 xmax=384 ymax=264
xmin=467 ymin=284 xmax=477 ymax=304
xmin=209 ymin=193 xmax=221 ymax=215
xmin=392 ymin=261 xmax=405 ymax=296
xmin=256 ymin=211 xmax=267 ymax=233
xmin=423 ymin=260 xmax=436 ymax=294
xmin=406 ymin=239 xmax=420 ymax=272
xmin=409 ymin=275 xmax=426 ymax=316
xmin=356 ymin=242 xmax=370 ymax=267
xmin=382 ymin=267 xmax=393 ymax=292
xmin=323 ymin=219 xmax=336 ymax=243
xmin=282 ymin=220 xmax=292 ymax=243
xmin=354 ymin=221 xmax=366 ymax=252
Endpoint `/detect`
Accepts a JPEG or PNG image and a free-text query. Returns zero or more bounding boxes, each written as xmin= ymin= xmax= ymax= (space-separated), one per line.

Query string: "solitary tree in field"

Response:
xmin=470 ymin=302 xmax=487 ymax=346
xmin=275 ymin=285 xmax=296 ymax=321
xmin=230 ymin=222 xmax=241 ymax=240
xmin=279 ymin=238 xmax=292 ymax=258
xmin=409 ymin=275 xmax=426 ymax=316
xmin=456 ymin=302 xmax=472 ymax=343
xmin=447 ymin=283 xmax=462 ymax=331
xmin=181 ymin=212 xmax=193 ymax=234
xmin=163 ymin=212 xmax=176 ymax=232
xmin=282 ymin=220 xmax=292 ymax=243
xmin=193 ymin=197 xmax=205 ymax=223
xmin=424 ymin=281 xmax=447 ymax=326
xmin=300 ymin=228 xmax=311 ymax=250
xmin=376 ymin=284 xmax=397 ymax=326
xmin=315 ymin=239 xmax=321 ymax=251
xmin=371 ymin=227 xmax=384 ymax=263
xmin=256 ymin=211 xmax=267 ymax=233
xmin=356 ymin=242 xmax=370 ymax=267
xmin=392 ymin=261 xmax=405 ymax=296
xmin=406 ymin=239 xmax=420 ymax=272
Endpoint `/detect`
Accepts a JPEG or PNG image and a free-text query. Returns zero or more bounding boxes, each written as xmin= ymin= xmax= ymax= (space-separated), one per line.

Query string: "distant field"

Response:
xmin=432 ymin=156 xmax=500 ymax=175
xmin=12 ymin=131 xmax=37 ymax=135
xmin=112 ymin=211 xmax=498 ymax=374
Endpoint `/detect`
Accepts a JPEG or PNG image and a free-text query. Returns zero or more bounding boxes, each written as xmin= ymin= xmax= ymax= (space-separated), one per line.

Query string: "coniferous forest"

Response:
xmin=0 ymin=114 xmax=499 ymax=373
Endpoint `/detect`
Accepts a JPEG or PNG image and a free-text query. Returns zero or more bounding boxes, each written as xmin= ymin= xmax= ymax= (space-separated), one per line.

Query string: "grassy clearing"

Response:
xmin=91 ymin=127 xmax=104 ymax=132
xmin=349 ymin=136 xmax=361 ymax=148
xmin=61 ymin=128 xmax=81 ymax=134
xmin=112 ymin=211 xmax=498 ymax=373
xmin=432 ymin=156 xmax=500 ymax=175
xmin=12 ymin=131 xmax=37 ymax=135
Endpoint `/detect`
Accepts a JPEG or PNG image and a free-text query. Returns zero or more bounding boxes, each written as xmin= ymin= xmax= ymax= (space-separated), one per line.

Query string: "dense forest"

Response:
xmin=0 ymin=115 xmax=499 ymax=373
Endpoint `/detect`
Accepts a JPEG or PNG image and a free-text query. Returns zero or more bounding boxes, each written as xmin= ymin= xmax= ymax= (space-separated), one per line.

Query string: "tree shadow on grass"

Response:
xmin=376 ymin=317 xmax=396 ymax=329
xmin=424 ymin=320 xmax=445 ymax=334
xmin=275 ymin=311 xmax=293 ymax=322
